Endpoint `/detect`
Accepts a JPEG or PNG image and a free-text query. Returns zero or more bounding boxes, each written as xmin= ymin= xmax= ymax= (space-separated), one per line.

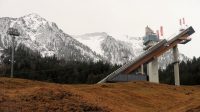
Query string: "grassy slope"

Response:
xmin=0 ymin=77 xmax=200 ymax=112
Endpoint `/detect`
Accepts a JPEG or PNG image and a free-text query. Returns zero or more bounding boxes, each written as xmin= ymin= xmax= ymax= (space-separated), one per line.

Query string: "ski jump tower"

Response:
xmin=98 ymin=19 xmax=195 ymax=85
xmin=143 ymin=26 xmax=160 ymax=83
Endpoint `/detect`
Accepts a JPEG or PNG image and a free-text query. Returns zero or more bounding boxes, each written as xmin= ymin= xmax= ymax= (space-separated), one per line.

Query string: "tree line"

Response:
xmin=159 ymin=57 xmax=200 ymax=85
xmin=0 ymin=45 xmax=119 ymax=84
xmin=0 ymin=44 xmax=199 ymax=85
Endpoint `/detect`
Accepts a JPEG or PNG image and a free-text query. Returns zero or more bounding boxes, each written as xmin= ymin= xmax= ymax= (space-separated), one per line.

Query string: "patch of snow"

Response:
xmin=10 ymin=20 xmax=16 ymax=27
xmin=75 ymin=35 xmax=105 ymax=55
xmin=74 ymin=45 xmax=100 ymax=62
xmin=49 ymin=22 xmax=53 ymax=27
xmin=26 ymin=31 xmax=36 ymax=41
xmin=41 ymin=51 xmax=55 ymax=57
xmin=115 ymin=35 xmax=144 ymax=56
xmin=22 ymin=13 xmax=47 ymax=30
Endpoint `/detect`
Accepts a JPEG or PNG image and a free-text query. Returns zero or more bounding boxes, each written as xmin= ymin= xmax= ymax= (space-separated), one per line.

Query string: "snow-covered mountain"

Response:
xmin=0 ymin=13 xmax=103 ymax=62
xmin=0 ymin=13 xmax=189 ymax=68
xmin=74 ymin=33 xmax=189 ymax=68
xmin=74 ymin=33 xmax=142 ymax=64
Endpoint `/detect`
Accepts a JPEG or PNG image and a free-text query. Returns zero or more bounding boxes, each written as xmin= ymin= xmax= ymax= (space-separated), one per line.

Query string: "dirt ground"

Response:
xmin=0 ymin=77 xmax=200 ymax=112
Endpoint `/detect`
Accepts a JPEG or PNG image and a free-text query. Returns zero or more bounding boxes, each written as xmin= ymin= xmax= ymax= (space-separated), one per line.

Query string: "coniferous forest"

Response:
xmin=159 ymin=57 xmax=200 ymax=85
xmin=0 ymin=45 xmax=200 ymax=85
xmin=0 ymin=45 xmax=119 ymax=84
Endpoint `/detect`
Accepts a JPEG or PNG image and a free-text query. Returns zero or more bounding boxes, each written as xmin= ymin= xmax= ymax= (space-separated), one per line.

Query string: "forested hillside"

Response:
xmin=0 ymin=45 xmax=119 ymax=84
xmin=159 ymin=57 xmax=200 ymax=85
xmin=0 ymin=44 xmax=200 ymax=85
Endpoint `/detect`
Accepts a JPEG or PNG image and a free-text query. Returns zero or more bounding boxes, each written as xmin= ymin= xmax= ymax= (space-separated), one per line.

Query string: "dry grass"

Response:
xmin=0 ymin=77 xmax=200 ymax=112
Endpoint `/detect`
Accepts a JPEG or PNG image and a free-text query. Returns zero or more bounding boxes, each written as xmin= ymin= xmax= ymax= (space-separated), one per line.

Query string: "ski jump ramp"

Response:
xmin=98 ymin=26 xmax=195 ymax=83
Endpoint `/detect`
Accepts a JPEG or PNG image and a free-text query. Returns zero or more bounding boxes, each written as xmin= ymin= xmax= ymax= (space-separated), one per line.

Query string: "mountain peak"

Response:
xmin=21 ymin=13 xmax=47 ymax=30
xmin=23 ymin=13 xmax=43 ymax=19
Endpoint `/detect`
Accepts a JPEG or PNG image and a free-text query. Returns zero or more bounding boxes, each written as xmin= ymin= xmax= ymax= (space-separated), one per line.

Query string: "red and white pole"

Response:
xmin=160 ymin=26 xmax=163 ymax=38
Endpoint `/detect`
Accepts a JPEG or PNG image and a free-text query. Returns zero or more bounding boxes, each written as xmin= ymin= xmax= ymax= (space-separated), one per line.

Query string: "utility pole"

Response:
xmin=11 ymin=36 xmax=15 ymax=78
xmin=7 ymin=28 xmax=20 ymax=78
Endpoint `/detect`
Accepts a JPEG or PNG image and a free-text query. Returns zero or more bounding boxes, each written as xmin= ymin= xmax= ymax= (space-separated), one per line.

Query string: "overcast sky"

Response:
xmin=0 ymin=0 xmax=199 ymax=58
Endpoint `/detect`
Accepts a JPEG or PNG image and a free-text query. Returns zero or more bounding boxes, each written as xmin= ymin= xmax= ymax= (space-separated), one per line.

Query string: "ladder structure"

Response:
xmin=98 ymin=26 xmax=195 ymax=85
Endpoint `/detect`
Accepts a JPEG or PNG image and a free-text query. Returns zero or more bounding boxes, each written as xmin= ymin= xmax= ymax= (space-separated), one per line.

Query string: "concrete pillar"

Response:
xmin=147 ymin=58 xmax=159 ymax=83
xmin=138 ymin=64 xmax=144 ymax=75
xmin=141 ymin=64 xmax=144 ymax=75
xmin=173 ymin=45 xmax=180 ymax=86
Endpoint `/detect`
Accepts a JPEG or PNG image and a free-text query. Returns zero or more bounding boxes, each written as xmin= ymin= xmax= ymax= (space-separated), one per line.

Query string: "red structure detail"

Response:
xmin=160 ymin=26 xmax=163 ymax=36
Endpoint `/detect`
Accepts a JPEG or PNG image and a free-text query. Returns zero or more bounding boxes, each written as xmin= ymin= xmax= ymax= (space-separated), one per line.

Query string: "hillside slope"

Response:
xmin=1 ymin=77 xmax=200 ymax=112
